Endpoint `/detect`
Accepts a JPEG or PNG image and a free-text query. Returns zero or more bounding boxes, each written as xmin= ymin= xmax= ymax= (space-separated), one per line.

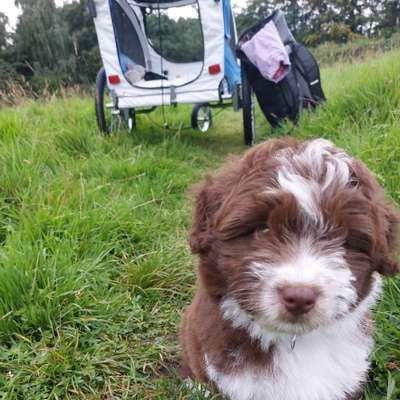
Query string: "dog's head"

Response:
xmin=190 ymin=139 xmax=399 ymax=335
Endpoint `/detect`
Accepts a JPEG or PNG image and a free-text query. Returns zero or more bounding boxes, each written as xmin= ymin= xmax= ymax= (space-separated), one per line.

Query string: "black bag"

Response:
xmin=237 ymin=11 xmax=325 ymax=128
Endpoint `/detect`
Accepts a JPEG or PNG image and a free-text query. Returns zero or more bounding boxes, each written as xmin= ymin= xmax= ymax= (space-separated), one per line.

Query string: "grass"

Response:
xmin=312 ymin=33 xmax=400 ymax=66
xmin=0 ymin=49 xmax=399 ymax=399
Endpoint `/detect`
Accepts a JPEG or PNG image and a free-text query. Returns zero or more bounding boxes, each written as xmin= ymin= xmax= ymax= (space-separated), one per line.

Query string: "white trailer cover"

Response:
xmin=93 ymin=0 xmax=225 ymax=108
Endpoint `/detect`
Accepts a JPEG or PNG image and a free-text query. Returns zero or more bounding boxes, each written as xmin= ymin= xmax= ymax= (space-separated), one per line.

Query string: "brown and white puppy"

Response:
xmin=180 ymin=138 xmax=399 ymax=400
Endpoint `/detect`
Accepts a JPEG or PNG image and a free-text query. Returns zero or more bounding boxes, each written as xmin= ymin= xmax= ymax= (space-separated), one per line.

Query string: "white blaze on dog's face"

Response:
xmin=191 ymin=139 xmax=399 ymax=337
xmin=242 ymin=139 xmax=357 ymax=334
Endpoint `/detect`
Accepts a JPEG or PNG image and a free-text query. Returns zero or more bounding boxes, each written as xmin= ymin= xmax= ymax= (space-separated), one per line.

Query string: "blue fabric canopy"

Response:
xmin=223 ymin=0 xmax=241 ymax=90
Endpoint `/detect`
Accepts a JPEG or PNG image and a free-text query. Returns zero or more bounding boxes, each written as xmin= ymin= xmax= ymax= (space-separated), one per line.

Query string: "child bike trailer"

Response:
xmin=88 ymin=0 xmax=257 ymax=144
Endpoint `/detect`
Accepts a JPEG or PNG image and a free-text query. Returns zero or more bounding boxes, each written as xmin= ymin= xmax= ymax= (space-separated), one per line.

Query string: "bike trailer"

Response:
xmin=89 ymin=0 xmax=258 ymax=142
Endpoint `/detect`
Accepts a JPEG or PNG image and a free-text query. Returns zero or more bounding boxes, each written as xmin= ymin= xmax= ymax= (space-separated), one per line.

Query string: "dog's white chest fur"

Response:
xmin=206 ymin=324 xmax=372 ymax=400
xmin=205 ymin=281 xmax=381 ymax=400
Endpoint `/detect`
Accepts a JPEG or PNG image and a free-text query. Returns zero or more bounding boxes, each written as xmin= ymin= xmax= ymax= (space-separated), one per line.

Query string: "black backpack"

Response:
xmin=237 ymin=10 xmax=325 ymax=128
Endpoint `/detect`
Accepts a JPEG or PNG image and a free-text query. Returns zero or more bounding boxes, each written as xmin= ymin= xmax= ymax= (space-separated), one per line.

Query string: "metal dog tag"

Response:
xmin=290 ymin=335 xmax=297 ymax=351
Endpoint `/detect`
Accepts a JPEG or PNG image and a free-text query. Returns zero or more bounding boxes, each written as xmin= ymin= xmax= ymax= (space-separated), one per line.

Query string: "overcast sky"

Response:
xmin=0 ymin=0 xmax=247 ymax=30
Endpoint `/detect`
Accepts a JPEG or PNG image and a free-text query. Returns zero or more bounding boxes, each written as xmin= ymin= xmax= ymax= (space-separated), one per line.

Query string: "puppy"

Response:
xmin=180 ymin=138 xmax=399 ymax=400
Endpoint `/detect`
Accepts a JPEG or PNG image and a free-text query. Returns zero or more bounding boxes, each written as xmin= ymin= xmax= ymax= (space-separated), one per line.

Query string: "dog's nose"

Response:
xmin=280 ymin=286 xmax=318 ymax=316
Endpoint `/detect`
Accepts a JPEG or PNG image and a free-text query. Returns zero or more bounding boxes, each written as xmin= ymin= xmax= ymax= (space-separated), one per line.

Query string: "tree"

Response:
xmin=12 ymin=0 xmax=70 ymax=87
xmin=235 ymin=0 xmax=274 ymax=34
xmin=145 ymin=12 xmax=204 ymax=63
xmin=1 ymin=0 xmax=399 ymax=93
xmin=235 ymin=0 xmax=400 ymax=45
xmin=0 ymin=12 xmax=18 ymax=91
xmin=59 ymin=0 xmax=101 ymax=83
xmin=10 ymin=0 xmax=101 ymax=87
xmin=378 ymin=0 xmax=400 ymax=36
xmin=0 ymin=12 xmax=8 ymax=51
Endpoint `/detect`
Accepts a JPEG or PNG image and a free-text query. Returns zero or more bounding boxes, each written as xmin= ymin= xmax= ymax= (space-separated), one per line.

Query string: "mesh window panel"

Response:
xmin=143 ymin=4 xmax=203 ymax=63
xmin=111 ymin=1 xmax=146 ymax=67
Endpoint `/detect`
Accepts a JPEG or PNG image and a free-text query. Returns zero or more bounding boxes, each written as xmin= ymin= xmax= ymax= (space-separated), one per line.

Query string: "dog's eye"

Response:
xmin=224 ymin=223 xmax=269 ymax=240
xmin=255 ymin=223 xmax=269 ymax=234
xmin=348 ymin=176 xmax=359 ymax=189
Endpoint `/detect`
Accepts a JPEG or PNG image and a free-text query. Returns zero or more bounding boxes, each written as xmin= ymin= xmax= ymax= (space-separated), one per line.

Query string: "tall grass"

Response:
xmin=0 ymin=50 xmax=399 ymax=399
xmin=312 ymin=33 xmax=400 ymax=66
xmin=0 ymin=80 xmax=89 ymax=108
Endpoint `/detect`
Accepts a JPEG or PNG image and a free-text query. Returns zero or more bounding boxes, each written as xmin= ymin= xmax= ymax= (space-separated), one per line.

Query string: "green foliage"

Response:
xmin=0 ymin=0 xmax=400 ymax=93
xmin=236 ymin=0 xmax=400 ymax=44
xmin=0 ymin=0 xmax=100 ymax=93
xmin=0 ymin=59 xmax=19 ymax=92
xmin=235 ymin=0 xmax=273 ymax=34
xmin=312 ymin=33 xmax=400 ymax=66
xmin=0 ymin=49 xmax=399 ymax=399
xmin=0 ymin=12 xmax=8 ymax=51
xmin=58 ymin=0 xmax=101 ymax=84
xmin=376 ymin=0 xmax=400 ymax=37
xmin=145 ymin=13 xmax=204 ymax=63
xmin=13 ymin=0 xmax=66 ymax=73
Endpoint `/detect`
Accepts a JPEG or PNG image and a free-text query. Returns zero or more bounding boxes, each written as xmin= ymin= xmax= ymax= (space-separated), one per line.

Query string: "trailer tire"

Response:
xmin=95 ymin=67 xmax=109 ymax=134
xmin=191 ymin=103 xmax=212 ymax=132
xmin=241 ymin=64 xmax=256 ymax=146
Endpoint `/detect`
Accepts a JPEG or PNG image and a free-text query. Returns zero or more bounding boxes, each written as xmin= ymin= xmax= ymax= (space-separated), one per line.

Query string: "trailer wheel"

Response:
xmin=128 ymin=115 xmax=135 ymax=133
xmin=95 ymin=67 xmax=133 ymax=134
xmin=95 ymin=67 xmax=110 ymax=134
xmin=191 ymin=103 xmax=212 ymax=132
xmin=124 ymin=108 xmax=136 ymax=133
xmin=241 ymin=63 xmax=256 ymax=146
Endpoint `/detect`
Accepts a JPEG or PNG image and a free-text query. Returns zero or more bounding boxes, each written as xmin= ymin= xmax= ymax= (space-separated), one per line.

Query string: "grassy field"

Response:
xmin=0 ymin=50 xmax=399 ymax=399
xmin=312 ymin=33 xmax=400 ymax=66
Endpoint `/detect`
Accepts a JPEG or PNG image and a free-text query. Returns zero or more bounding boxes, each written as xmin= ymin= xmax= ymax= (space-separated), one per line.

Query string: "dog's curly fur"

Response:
xmin=180 ymin=138 xmax=399 ymax=400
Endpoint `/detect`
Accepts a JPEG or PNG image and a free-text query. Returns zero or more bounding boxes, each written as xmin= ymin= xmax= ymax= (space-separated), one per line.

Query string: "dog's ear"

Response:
xmin=189 ymin=176 xmax=222 ymax=254
xmin=374 ymin=201 xmax=400 ymax=276
xmin=189 ymin=138 xmax=297 ymax=253
xmin=351 ymin=159 xmax=400 ymax=276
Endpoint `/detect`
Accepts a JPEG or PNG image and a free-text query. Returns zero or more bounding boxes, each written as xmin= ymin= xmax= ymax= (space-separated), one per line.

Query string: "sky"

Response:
xmin=0 ymin=0 xmax=247 ymax=31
